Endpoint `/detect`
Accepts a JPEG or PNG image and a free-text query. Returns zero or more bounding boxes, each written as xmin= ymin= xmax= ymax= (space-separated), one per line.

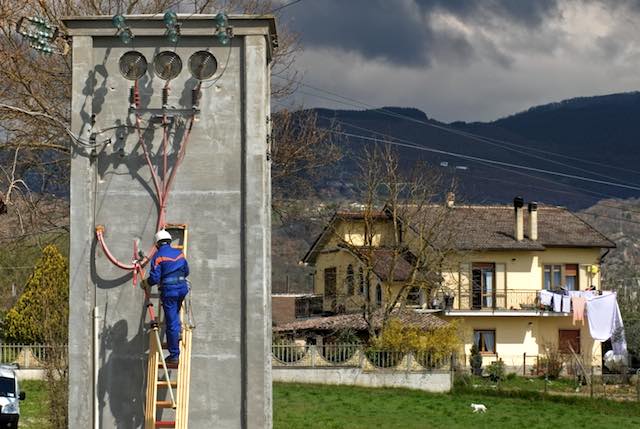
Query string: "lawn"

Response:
xmin=17 ymin=379 xmax=640 ymax=428
xmin=273 ymin=382 xmax=640 ymax=429
xmin=19 ymin=380 xmax=49 ymax=429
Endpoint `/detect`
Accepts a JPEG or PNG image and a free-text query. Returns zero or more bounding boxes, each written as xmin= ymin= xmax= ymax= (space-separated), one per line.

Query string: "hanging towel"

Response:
xmin=553 ymin=293 xmax=562 ymax=312
xmin=572 ymin=297 xmax=586 ymax=324
xmin=562 ymin=296 xmax=571 ymax=313
xmin=539 ymin=290 xmax=553 ymax=306
xmin=586 ymin=293 xmax=618 ymax=341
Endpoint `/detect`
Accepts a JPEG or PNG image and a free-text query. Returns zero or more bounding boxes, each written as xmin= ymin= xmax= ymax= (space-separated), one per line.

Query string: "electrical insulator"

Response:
xmin=214 ymin=12 xmax=228 ymax=28
xmin=162 ymin=87 xmax=169 ymax=109
xmin=112 ymin=15 xmax=126 ymax=29
xmin=191 ymin=89 xmax=201 ymax=109
xmin=217 ymin=31 xmax=230 ymax=46
xmin=163 ymin=11 xmax=178 ymax=27
xmin=129 ymin=87 xmax=136 ymax=109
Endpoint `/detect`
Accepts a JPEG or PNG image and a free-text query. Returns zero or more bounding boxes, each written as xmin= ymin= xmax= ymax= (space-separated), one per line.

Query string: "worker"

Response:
xmin=142 ymin=229 xmax=189 ymax=364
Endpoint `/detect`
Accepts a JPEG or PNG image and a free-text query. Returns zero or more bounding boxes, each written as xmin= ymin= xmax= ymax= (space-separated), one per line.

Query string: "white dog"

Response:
xmin=471 ymin=403 xmax=487 ymax=413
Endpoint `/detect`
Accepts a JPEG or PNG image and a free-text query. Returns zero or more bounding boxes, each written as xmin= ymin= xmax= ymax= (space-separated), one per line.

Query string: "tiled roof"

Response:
xmin=370 ymin=249 xmax=413 ymax=281
xmin=302 ymin=204 xmax=615 ymax=264
xmin=273 ymin=309 xmax=448 ymax=333
xmin=439 ymin=205 xmax=615 ymax=250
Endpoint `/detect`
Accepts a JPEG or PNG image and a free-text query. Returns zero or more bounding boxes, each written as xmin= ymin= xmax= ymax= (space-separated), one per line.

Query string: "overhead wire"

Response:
xmin=271 ymin=0 xmax=305 ymax=13
xmin=311 ymin=108 xmax=640 ymax=216
xmin=315 ymin=111 xmax=640 ymax=189
xmin=275 ymin=74 xmax=640 ymax=177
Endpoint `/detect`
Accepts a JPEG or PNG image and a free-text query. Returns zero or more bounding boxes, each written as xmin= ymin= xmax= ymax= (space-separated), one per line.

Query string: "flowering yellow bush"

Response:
xmin=372 ymin=319 xmax=461 ymax=361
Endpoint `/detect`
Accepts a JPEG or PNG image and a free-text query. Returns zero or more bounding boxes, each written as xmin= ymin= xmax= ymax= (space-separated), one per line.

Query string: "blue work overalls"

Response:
xmin=148 ymin=243 xmax=190 ymax=361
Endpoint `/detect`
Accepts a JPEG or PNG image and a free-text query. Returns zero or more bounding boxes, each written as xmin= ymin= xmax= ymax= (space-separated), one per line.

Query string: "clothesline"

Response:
xmin=537 ymin=289 xmax=628 ymax=366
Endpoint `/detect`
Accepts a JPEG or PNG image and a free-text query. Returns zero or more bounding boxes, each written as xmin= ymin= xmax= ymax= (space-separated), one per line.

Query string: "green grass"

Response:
xmin=464 ymin=374 xmax=578 ymax=392
xmin=19 ymin=380 xmax=49 ymax=429
xmin=15 ymin=379 xmax=640 ymax=428
xmin=274 ymin=382 xmax=640 ymax=429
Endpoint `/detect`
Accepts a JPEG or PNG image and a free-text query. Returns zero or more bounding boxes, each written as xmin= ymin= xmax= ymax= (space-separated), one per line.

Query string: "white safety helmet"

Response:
xmin=154 ymin=229 xmax=172 ymax=244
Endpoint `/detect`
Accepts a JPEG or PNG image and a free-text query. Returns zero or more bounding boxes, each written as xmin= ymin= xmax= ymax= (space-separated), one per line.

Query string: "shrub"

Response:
xmin=487 ymin=359 xmax=506 ymax=382
xmin=454 ymin=372 xmax=472 ymax=390
xmin=372 ymin=319 xmax=461 ymax=361
xmin=535 ymin=344 xmax=565 ymax=379
xmin=469 ymin=344 xmax=483 ymax=376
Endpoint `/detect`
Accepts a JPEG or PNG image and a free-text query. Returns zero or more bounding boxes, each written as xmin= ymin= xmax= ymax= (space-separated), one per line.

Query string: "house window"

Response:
xmin=346 ymin=265 xmax=355 ymax=295
xmin=565 ymin=264 xmax=578 ymax=291
xmin=324 ymin=267 xmax=337 ymax=310
xmin=559 ymin=329 xmax=581 ymax=354
xmin=473 ymin=330 xmax=496 ymax=354
xmin=376 ymin=284 xmax=382 ymax=306
xmin=544 ymin=264 xmax=579 ymax=290
xmin=472 ymin=263 xmax=495 ymax=309
xmin=406 ymin=287 xmax=421 ymax=306
xmin=358 ymin=267 xmax=364 ymax=295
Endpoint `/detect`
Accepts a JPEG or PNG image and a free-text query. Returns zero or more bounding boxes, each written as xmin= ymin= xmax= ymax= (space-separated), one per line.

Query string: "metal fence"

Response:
xmin=272 ymin=343 xmax=453 ymax=371
xmin=0 ymin=344 xmax=67 ymax=369
xmin=440 ymin=288 xmax=541 ymax=311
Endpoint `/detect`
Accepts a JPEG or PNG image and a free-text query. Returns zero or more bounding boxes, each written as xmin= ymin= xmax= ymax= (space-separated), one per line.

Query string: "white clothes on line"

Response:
xmin=562 ymin=296 xmax=571 ymax=313
xmin=553 ymin=293 xmax=562 ymax=312
xmin=569 ymin=290 xmax=596 ymax=299
xmin=586 ymin=293 xmax=618 ymax=341
xmin=539 ymin=290 xmax=553 ymax=306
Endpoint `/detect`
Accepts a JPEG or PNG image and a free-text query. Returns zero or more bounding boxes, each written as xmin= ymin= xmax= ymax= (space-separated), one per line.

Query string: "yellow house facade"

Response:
xmin=302 ymin=198 xmax=616 ymax=373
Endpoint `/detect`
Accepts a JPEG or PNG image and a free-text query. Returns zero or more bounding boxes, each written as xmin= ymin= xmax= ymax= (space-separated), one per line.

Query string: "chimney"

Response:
xmin=514 ymin=196 xmax=524 ymax=241
xmin=446 ymin=192 xmax=455 ymax=208
xmin=528 ymin=202 xmax=538 ymax=241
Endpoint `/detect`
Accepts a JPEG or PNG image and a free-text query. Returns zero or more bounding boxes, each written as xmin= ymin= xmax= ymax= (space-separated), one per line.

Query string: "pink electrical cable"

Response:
xmin=94 ymin=79 xmax=196 ymax=303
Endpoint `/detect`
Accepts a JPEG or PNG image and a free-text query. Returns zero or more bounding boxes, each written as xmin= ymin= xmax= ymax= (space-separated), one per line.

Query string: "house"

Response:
xmin=300 ymin=197 xmax=616 ymax=372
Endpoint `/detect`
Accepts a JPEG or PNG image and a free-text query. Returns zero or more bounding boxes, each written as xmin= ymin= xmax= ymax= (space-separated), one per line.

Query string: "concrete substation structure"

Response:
xmin=63 ymin=15 xmax=276 ymax=428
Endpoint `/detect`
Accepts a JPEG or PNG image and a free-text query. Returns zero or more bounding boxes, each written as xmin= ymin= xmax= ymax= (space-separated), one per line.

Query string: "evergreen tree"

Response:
xmin=3 ymin=244 xmax=68 ymax=344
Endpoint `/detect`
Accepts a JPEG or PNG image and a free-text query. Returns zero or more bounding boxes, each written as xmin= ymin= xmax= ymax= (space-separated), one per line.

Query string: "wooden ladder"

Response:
xmin=144 ymin=224 xmax=193 ymax=429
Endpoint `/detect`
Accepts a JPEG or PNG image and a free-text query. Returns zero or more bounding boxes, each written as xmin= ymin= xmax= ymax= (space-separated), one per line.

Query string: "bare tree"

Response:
xmin=328 ymin=145 xmax=461 ymax=341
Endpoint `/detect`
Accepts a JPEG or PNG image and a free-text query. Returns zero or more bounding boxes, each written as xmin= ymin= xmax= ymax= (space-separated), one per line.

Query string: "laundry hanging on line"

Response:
xmin=585 ymin=291 xmax=627 ymax=364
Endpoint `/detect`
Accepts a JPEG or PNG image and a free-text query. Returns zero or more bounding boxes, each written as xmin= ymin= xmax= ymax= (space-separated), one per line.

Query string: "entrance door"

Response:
xmin=324 ymin=267 xmax=337 ymax=311
xmin=559 ymin=329 xmax=581 ymax=354
xmin=472 ymin=263 xmax=495 ymax=310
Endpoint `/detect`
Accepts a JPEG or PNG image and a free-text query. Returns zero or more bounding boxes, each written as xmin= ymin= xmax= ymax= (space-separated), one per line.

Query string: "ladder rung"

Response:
xmin=159 ymin=361 xmax=179 ymax=369
xmin=155 ymin=421 xmax=176 ymax=428
xmin=157 ymin=380 xmax=178 ymax=388
xmin=156 ymin=400 xmax=176 ymax=409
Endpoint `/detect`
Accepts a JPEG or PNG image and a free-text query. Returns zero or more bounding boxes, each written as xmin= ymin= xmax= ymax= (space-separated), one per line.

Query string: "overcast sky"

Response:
xmin=277 ymin=0 xmax=640 ymax=122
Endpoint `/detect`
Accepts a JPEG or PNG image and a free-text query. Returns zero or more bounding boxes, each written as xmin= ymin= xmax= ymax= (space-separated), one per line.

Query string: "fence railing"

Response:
xmin=435 ymin=289 xmax=543 ymax=311
xmin=0 ymin=344 xmax=67 ymax=369
xmin=272 ymin=343 xmax=453 ymax=371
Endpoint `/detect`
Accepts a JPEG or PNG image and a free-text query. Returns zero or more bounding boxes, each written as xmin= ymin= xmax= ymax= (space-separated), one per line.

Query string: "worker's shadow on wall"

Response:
xmin=97 ymin=318 xmax=146 ymax=428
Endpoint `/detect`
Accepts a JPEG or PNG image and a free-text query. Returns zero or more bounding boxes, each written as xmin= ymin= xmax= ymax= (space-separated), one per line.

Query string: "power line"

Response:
xmin=276 ymin=74 xmax=640 ymax=177
xmin=332 ymin=128 xmax=640 ymax=225
xmin=313 ymin=111 xmax=640 ymax=216
xmin=330 ymin=129 xmax=640 ymax=192
xmin=271 ymin=0 xmax=305 ymax=13
xmin=317 ymin=112 xmax=640 ymax=188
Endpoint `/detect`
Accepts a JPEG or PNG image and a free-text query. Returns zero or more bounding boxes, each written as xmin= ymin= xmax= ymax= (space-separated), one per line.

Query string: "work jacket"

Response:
xmin=148 ymin=243 xmax=189 ymax=291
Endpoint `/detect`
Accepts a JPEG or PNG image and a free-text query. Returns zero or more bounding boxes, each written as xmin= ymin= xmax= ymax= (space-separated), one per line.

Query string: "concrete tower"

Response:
xmin=62 ymin=14 xmax=276 ymax=428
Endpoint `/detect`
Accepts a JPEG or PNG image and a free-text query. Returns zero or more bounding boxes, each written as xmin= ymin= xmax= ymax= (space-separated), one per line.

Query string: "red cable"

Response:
xmin=95 ymin=80 xmax=196 ymax=321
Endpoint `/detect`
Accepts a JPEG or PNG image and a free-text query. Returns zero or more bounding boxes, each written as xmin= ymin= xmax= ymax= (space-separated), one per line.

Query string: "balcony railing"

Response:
xmin=434 ymin=288 xmax=545 ymax=311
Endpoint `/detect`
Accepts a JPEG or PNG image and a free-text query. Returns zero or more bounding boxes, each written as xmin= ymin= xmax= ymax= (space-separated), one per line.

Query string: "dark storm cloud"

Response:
xmin=283 ymin=0 xmax=560 ymax=67
xmin=419 ymin=0 xmax=560 ymax=26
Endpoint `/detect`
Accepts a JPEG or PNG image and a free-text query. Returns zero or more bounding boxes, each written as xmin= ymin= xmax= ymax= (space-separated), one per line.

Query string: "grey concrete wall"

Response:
xmin=66 ymin=15 xmax=274 ymax=429
xmin=272 ymin=368 xmax=452 ymax=392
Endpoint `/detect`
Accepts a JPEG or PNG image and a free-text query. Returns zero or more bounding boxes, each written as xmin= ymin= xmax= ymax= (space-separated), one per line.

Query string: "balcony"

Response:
xmin=433 ymin=288 xmax=562 ymax=314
